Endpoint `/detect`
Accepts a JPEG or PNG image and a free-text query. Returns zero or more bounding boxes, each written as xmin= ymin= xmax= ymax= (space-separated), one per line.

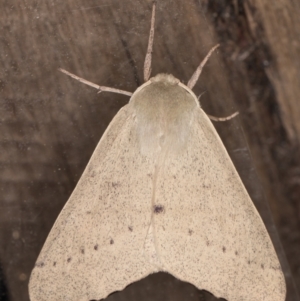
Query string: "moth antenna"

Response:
xmin=144 ymin=1 xmax=156 ymax=82
xmin=59 ymin=68 xmax=133 ymax=96
xmin=187 ymin=44 xmax=220 ymax=89
xmin=207 ymin=111 xmax=239 ymax=122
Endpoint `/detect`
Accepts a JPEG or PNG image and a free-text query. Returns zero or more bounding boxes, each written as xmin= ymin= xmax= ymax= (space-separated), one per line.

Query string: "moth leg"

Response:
xmin=144 ymin=2 xmax=156 ymax=82
xmin=207 ymin=111 xmax=239 ymax=122
xmin=59 ymin=68 xmax=133 ymax=97
xmin=187 ymin=44 xmax=219 ymax=89
xmin=197 ymin=93 xmax=239 ymax=122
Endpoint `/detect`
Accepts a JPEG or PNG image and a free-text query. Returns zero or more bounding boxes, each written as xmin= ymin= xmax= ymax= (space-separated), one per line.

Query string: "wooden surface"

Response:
xmin=0 ymin=0 xmax=299 ymax=300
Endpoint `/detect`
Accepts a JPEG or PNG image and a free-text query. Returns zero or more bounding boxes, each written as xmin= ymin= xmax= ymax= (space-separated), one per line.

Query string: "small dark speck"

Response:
xmin=67 ymin=257 xmax=71 ymax=263
xmin=128 ymin=226 xmax=133 ymax=232
xmin=94 ymin=244 xmax=98 ymax=250
xmin=112 ymin=182 xmax=120 ymax=188
xmin=261 ymin=264 xmax=264 ymax=269
xmin=35 ymin=262 xmax=44 ymax=268
xmin=173 ymin=175 xmax=176 ymax=179
xmin=248 ymin=260 xmax=251 ymax=265
xmin=206 ymin=241 xmax=210 ymax=246
xmin=154 ymin=205 xmax=164 ymax=214
xmin=222 ymin=246 xmax=226 ymax=253
xmin=235 ymin=251 xmax=238 ymax=256
xmin=81 ymin=248 xmax=85 ymax=254
xmin=86 ymin=211 xmax=91 ymax=214
xmin=110 ymin=239 xmax=114 ymax=245
xmin=53 ymin=262 xmax=56 ymax=267
xmin=188 ymin=229 xmax=193 ymax=235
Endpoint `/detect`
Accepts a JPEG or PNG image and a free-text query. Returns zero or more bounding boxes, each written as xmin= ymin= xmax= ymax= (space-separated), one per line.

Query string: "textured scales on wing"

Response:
xmin=29 ymin=106 xmax=158 ymax=301
xmin=150 ymin=91 xmax=285 ymax=301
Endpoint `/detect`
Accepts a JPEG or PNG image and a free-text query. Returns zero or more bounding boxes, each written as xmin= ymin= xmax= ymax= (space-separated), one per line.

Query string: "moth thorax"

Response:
xmin=130 ymin=74 xmax=197 ymax=157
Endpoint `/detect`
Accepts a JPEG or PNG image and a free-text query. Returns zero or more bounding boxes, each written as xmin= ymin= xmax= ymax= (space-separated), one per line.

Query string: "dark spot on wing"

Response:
xmin=222 ymin=246 xmax=226 ymax=253
xmin=67 ymin=257 xmax=71 ymax=263
xmin=128 ymin=226 xmax=133 ymax=232
xmin=271 ymin=266 xmax=279 ymax=270
xmin=261 ymin=264 xmax=264 ymax=269
xmin=110 ymin=239 xmax=114 ymax=245
xmin=94 ymin=244 xmax=98 ymax=250
xmin=206 ymin=241 xmax=210 ymax=246
xmin=53 ymin=262 xmax=56 ymax=267
xmin=112 ymin=182 xmax=120 ymax=188
xmin=81 ymin=248 xmax=85 ymax=254
xmin=188 ymin=229 xmax=193 ymax=235
xmin=153 ymin=205 xmax=164 ymax=214
xmin=248 ymin=260 xmax=251 ymax=265
xmin=235 ymin=251 xmax=238 ymax=256
xmin=86 ymin=211 xmax=91 ymax=214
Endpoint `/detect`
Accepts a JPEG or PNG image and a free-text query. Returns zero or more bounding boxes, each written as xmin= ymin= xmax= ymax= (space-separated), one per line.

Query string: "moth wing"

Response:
xmin=29 ymin=105 xmax=157 ymax=301
xmin=154 ymin=108 xmax=286 ymax=301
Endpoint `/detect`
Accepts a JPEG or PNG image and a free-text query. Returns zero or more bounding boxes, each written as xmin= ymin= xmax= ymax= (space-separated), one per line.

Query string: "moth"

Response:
xmin=29 ymin=3 xmax=286 ymax=301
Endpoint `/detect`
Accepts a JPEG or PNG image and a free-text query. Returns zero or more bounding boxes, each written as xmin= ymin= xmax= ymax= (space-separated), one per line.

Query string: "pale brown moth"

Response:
xmin=29 ymin=3 xmax=286 ymax=301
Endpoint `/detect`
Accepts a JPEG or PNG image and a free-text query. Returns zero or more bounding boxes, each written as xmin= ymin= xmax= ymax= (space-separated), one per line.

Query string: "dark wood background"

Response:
xmin=1 ymin=0 xmax=299 ymax=300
